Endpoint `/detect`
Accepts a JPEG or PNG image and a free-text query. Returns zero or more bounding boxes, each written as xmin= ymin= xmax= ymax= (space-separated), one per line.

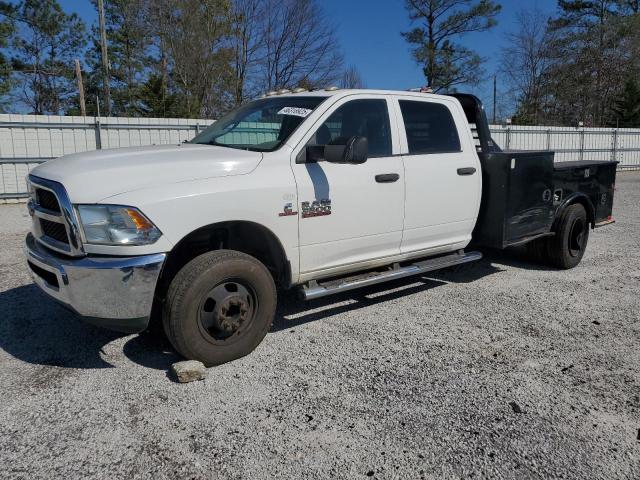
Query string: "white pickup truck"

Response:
xmin=24 ymin=88 xmax=617 ymax=366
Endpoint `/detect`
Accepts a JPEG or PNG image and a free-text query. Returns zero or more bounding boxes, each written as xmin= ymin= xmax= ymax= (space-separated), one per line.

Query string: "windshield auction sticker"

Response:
xmin=277 ymin=107 xmax=312 ymax=118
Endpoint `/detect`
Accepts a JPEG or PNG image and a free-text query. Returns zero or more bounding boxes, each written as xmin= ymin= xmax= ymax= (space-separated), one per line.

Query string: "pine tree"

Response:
xmin=544 ymin=1 xmax=629 ymax=126
xmin=6 ymin=0 xmax=86 ymax=114
xmin=138 ymin=74 xmax=185 ymax=118
xmin=87 ymin=0 xmax=151 ymax=116
xmin=611 ymin=77 xmax=640 ymax=127
xmin=402 ymin=0 xmax=501 ymax=92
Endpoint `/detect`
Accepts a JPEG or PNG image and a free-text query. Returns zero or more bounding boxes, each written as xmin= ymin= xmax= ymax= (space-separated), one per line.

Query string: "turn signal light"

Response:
xmin=125 ymin=208 xmax=155 ymax=231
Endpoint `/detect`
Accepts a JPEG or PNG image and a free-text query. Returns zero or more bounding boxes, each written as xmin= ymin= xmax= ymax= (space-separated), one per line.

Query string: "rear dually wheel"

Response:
xmin=547 ymin=203 xmax=590 ymax=269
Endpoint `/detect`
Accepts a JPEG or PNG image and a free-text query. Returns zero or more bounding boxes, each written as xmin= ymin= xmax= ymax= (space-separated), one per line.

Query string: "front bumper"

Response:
xmin=24 ymin=233 xmax=166 ymax=333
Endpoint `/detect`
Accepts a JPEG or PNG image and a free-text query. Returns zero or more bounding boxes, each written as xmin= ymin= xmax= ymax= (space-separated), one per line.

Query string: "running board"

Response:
xmin=301 ymin=250 xmax=483 ymax=301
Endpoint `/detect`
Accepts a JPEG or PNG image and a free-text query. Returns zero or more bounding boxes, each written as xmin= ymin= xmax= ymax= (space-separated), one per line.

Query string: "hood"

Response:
xmin=31 ymin=143 xmax=263 ymax=203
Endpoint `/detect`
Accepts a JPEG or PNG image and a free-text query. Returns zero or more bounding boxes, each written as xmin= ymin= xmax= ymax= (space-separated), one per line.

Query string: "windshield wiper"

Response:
xmin=193 ymin=140 xmax=266 ymax=152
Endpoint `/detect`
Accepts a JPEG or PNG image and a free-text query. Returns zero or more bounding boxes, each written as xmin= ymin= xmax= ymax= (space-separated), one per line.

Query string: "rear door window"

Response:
xmin=399 ymin=100 xmax=461 ymax=154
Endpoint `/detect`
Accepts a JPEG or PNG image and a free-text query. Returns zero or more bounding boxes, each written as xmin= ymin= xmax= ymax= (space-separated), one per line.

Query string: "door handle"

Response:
xmin=457 ymin=167 xmax=476 ymax=176
xmin=375 ymin=173 xmax=400 ymax=183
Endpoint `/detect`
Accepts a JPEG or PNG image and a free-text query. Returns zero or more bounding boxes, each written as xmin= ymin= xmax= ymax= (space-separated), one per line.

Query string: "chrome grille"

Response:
xmin=36 ymin=188 xmax=61 ymax=213
xmin=40 ymin=219 xmax=68 ymax=244
xmin=28 ymin=175 xmax=84 ymax=257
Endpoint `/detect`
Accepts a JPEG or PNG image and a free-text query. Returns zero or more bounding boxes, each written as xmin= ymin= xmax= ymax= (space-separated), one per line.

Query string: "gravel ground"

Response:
xmin=1 ymin=173 xmax=639 ymax=480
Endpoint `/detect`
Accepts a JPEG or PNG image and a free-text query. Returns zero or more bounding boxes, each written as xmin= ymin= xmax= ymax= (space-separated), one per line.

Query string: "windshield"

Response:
xmin=190 ymin=96 xmax=327 ymax=152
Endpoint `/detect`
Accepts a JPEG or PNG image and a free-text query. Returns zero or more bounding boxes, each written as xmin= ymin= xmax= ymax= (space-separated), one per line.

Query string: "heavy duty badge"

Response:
xmin=301 ymin=199 xmax=331 ymax=218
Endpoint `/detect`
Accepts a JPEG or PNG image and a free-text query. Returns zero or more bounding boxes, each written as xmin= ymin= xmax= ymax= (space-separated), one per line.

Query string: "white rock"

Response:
xmin=172 ymin=360 xmax=207 ymax=383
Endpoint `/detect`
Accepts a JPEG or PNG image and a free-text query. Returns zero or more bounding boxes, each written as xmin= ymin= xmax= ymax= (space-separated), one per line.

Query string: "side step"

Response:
xmin=300 ymin=250 xmax=482 ymax=301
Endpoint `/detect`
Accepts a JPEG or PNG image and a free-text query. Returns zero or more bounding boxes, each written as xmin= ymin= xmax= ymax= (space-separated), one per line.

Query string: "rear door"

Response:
xmin=394 ymin=96 xmax=482 ymax=253
xmin=291 ymin=95 xmax=405 ymax=275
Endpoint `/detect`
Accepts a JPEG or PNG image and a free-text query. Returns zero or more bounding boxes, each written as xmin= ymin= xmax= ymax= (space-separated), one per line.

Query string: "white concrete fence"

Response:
xmin=490 ymin=124 xmax=640 ymax=166
xmin=1 ymin=114 xmax=639 ymax=202
xmin=0 ymin=114 xmax=213 ymax=202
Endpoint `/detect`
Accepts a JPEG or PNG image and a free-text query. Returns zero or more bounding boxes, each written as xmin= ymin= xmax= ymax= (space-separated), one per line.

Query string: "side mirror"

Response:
xmin=324 ymin=136 xmax=368 ymax=164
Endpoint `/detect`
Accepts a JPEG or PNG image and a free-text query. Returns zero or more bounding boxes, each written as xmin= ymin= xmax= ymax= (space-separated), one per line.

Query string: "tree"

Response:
xmin=72 ymin=27 xmax=107 ymax=116
xmin=544 ymin=0 xmax=628 ymax=126
xmin=138 ymin=74 xmax=183 ymax=117
xmin=617 ymin=0 xmax=639 ymax=14
xmin=4 ymin=0 xmax=86 ymax=114
xmin=228 ymin=0 xmax=343 ymax=101
xmin=340 ymin=65 xmax=365 ymax=89
xmin=150 ymin=0 xmax=234 ymax=118
xmin=230 ymin=0 xmax=264 ymax=105
xmin=0 ymin=2 xmax=15 ymax=111
xmin=497 ymin=0 xmax=640 ymax=126
xmin=610 ymin=77 xmax=640 ymax=127
xmin=500 ymin=6 xmax=554 ymax=125
xmin=0 ymin=0 xmax=347 ymax=117
xmin=259 ymin=0 xmax=343 ymax=91
xmin=402 ymin=0 xmax=501 ymax=92
xmin=94 ymin=0 xmax=151 ymax=116
xmin=618 ymin=1 xmax=640 ymax=80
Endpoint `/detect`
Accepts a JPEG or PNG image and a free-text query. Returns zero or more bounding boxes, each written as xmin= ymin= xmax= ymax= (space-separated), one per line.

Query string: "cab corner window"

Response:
xmin=309 ymin=99 xmax=392 ymax=158
xmin=399 ymin=100 xmax=461 ymax=155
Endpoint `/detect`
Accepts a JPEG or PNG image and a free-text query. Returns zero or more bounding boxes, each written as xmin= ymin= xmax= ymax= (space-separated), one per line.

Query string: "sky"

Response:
xmin=320 ymin=0 xmax=560 ymax=111
xmin=56 ymin=0 xmax=561 ymax=114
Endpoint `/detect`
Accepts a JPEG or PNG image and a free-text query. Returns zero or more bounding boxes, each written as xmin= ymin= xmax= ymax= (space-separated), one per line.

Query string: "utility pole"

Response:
xmin=74 ymin=59 xmax=86 ymax=116
xmin=97 ymin=0 xmax=111 ymax=116
xmin=492 ymin=75 xmax=497 ymax=124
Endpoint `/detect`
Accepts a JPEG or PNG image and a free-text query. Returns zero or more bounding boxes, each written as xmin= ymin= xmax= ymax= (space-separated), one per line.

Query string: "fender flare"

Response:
xmin=553 ymin=193 xmax=596 ymax=230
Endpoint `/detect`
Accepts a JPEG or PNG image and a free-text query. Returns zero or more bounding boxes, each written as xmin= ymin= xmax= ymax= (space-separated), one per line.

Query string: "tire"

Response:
xmin=546 ymin=203 xmax=590 ymax=269
xmin=163 ymin=250 xmax=277 ymax=367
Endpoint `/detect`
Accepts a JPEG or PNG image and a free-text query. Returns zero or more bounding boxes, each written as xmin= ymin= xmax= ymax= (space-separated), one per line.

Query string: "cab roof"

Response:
xmin=265 ymin=88 xmax=453 ymax=102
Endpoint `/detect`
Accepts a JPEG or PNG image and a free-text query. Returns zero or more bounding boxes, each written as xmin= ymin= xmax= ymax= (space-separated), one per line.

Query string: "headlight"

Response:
xmin=76 ymin=205 xmax=162 ymax=245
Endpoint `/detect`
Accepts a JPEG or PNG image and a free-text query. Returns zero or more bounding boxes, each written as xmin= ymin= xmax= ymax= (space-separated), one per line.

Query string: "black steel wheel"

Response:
xmin=547 ymin=203 xmax=590 ymax=269
xmin=198 ymin=280 xmax=257 ymax=344
xmin=163 ymin=250 xmax=277 ymax=366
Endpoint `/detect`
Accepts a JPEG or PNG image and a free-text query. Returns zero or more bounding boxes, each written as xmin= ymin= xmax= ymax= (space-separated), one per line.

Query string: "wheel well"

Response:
xmin=156 ymin=221 xmax=290 ymax=302
xmin=555 ymin=195 xmax=595 ymax=230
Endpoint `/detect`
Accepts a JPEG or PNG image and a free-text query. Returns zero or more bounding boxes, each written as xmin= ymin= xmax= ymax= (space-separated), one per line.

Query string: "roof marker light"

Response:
xmin=407 ymin=86 xmax=433 ymax=93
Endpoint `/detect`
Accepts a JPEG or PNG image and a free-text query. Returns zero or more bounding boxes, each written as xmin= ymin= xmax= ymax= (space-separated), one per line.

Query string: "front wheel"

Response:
xmin=163 ymin=250 xmax=277 ymax=366
xmin=546 ymin=203 xmax=590 ymax=269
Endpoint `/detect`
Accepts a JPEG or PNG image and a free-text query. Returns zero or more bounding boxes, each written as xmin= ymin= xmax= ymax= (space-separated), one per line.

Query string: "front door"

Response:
xmin=292 ymin=96 xmax=405 ymax=275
